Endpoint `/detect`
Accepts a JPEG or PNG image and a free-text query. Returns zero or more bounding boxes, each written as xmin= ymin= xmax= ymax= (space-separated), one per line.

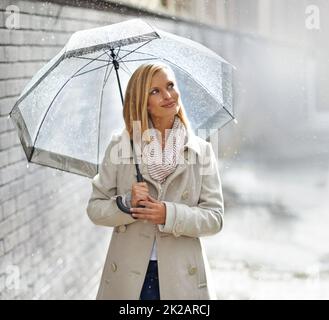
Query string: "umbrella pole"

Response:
xmin=110 ymin=49 xmax=144 ymax=214
xmin=111 ymin=49 xmax=124 ymax=106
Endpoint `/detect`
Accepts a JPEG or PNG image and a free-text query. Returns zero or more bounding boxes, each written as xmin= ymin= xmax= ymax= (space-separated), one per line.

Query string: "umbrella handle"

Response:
xmin=116 ymin=139 xmax=146 ymax=214
xmin=116 ymin=195 xmax=146 ymax=214
xmin=116 ymin=196 xmax=132 ymax=214
xmin=116 ymin=172 xmax=146 ymax=215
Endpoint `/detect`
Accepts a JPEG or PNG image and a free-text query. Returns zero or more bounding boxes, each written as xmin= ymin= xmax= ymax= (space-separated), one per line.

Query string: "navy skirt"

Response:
xmin=140 ymin=260 xmax=160 ymax=300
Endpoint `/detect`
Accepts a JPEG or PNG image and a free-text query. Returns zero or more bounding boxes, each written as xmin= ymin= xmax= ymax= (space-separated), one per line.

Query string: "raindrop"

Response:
xmin=233 ymin=119 xmax=238 ymax=124
xmin=26 ymin=163 xmax=29 ymax=169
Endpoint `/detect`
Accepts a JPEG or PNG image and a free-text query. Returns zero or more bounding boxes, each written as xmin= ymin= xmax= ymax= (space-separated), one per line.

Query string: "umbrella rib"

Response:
xmin=73 ymin=56 xmax=110 ymax=63
xmin=119 ymin=62 xmax=132 ymax=76
xmin=33 ymin=50 xmax=110 ymax=147
xmin=118 ymin=48 xmax=156 ymax=59
xmin=120 ymin=57 xmax=159 ymax=63
xmin=117 ymin=39 xmax=153 ymax=61
xmin=97 ymin=58 xmax=112 ymax=170
xmin=103 ymin=64 xmax=114 ymax=88
xmin=73 ymin=61 xmax=114 ymax=77
xmin=116 ymin=46 xmax=122 ymax=59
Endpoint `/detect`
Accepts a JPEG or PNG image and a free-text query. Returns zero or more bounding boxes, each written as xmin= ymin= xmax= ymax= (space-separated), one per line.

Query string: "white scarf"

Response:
xmin=142 ymin=116 xmax=186 ymax=184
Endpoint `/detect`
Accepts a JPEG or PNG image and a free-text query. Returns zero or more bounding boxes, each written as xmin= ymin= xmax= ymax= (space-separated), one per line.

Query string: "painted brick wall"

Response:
xmin=0 ymin=0 xmax=233 ymax=300
xmin=0 ymin=0 xmax=134 ymax=300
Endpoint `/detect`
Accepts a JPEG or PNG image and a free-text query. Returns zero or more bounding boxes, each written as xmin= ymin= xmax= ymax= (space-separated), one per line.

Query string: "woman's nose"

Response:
xmin=162 ymin=90 xmax=171 ymax=99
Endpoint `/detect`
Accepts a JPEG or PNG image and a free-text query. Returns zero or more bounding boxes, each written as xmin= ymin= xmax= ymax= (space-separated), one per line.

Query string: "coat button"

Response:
xmin=111 ymin=262 xmax=117 ymax=272
xmin=181 ymin=190 xmax=189 ymax=200
xmin=118 ymin=225 xmax=127 ymax=233
xmin=105 ymin=279 xmax=110 ymax=285
xmin=188 ymin=266 xmax=197 ymax=275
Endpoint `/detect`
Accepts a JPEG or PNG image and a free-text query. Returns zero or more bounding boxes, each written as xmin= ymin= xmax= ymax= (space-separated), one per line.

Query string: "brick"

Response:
xmin=0 ymin=61 xmax=44 ymax=80
xmin=0 ymin=183 xmax=11 ymax=202
xmin=0 ymin=203 xmax=3 ymax=222
xmin=0 ymin=161 xmax=24 ymax=186
xmin=20 ymin=202 xmax=37 ymax=224
xmin=0 ymin=131 xmax=18 ymax=150
xmin=0 ymin=149 xmax=9 ymax=168
xmin=16 ymin=190 xmax=29 ymax=211
xmin=2 ymin=198 xmax=15 ymax=219
xmin=0 ymin=115 xmax=14 ymax=133
xmin=17 ymin=224 xmax=29 ymax=243
xmin=12 ymin=210 xmax=25 ymax=231
xmin=0 ymin=29 xmax=11 ymax=44
xmin=1 ymin=28 xmax=69 ymax=47
xmin=0 ymin=97 xmax=17 ymax=116
xmin=0 ymin=216 xmax=13 ymax=238
xmin=30 ymin=215 xmax=42 ymax=234
xmin=4 ymin=230 xmax=19 ymax=252
xmin=1 ymin=46 xmax=58 ymax=63
xmin=8 ymin=177 xmax=25 ymax=198
xmin=12 ymin=242 xmax=25 ymax=264
xmin=0 ymin=11 xmax=5 ymax=27
xmin=8 ymin=145 xmax=25 ymax=164
xmin=0 ymin=274 xmax=5 ymax=292
xmin=2 ymin=46 xmax=20 ymax=62
xmin=0 ymin=239 xmax=4 ymax=257
xmin=1 ymin=78 xmax=29 ymax=98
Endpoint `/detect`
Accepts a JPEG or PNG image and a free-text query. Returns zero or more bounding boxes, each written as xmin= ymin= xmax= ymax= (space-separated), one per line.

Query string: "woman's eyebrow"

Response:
xmin=150 ymin=81 xmax=174 ymax=89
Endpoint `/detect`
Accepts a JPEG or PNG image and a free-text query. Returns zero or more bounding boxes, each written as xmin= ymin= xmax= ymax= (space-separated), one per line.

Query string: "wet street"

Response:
xmin=203 ymin=159 xmax=329 ymax=299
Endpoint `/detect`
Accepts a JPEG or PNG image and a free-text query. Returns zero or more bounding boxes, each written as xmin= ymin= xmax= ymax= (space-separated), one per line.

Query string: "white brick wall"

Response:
xmin=0 ymin=0 xmax=121 ymax=300
xmin=0 ymin=0 xmax=229 ymax=300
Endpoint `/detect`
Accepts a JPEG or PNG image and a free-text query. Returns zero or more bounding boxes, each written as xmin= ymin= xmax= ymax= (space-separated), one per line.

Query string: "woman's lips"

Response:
xmin=162 ymin=101 xmax=176 ymax=108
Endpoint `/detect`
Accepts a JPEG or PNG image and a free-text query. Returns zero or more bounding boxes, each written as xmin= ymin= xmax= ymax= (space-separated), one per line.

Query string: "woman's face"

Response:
xmin=147 ymin=68 xmax=180 ymax=121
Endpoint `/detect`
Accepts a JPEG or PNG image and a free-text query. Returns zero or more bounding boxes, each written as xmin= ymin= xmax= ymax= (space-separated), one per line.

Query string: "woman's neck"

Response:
xmin=150 ymin=115 xmax=176 ymax=148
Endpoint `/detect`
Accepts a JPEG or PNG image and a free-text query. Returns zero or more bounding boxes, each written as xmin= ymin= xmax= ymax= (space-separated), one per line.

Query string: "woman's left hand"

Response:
xmin=130 ymin=195 xmax=166 ymax=225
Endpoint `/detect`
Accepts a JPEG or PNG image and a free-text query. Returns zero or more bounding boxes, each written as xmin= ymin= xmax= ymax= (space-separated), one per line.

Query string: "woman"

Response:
xmin=86 ymin=63 xmax=224 ymax=300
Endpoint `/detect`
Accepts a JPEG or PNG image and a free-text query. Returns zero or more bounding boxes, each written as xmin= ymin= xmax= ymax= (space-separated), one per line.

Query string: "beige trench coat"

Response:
xmin=86 ymin=128 xmax=224 ymax=300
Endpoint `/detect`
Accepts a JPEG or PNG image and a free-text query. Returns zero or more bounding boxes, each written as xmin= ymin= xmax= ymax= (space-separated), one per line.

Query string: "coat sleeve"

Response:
xmin=158 ymin=142 xmax=224 ymax=238
xmin=86 ymin=138 xmax=136 ymax=227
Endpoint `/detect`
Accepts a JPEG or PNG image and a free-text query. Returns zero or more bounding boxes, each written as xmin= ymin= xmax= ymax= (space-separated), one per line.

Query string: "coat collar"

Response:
xmin=114 ymin=125 xmax=202 ymax=190
xmin=118 ymin=125 xmax=202 ymax=159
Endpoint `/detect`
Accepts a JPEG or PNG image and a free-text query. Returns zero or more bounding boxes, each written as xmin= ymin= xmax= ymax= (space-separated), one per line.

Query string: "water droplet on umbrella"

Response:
xmin=26 ymin=163 xmax=29 ymax=169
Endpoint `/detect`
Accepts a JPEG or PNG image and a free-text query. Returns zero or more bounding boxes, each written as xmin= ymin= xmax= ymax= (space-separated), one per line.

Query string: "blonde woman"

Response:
xmin=86 ymin=63 xmax=224 ymax=300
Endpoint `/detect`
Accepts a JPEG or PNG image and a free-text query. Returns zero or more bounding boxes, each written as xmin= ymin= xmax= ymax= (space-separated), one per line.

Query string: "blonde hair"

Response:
xmin=123 ymin=63 xmax=190 ymax=142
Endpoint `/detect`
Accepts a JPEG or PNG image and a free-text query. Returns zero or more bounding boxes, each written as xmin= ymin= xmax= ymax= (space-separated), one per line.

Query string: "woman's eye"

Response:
xmin=168 ymin=83 xmax=174 ymax=89
xmin=150 ymin=89 xmax=158 ymax=95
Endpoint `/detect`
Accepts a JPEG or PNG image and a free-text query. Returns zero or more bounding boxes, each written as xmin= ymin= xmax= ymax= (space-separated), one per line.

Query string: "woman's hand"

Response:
xmin=131 ymin=182 xmax=149 ymax=207
xmin=130 ymin=195 xmax=166 ymax=225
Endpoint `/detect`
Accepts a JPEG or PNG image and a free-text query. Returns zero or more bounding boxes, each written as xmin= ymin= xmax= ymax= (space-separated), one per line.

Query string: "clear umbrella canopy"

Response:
xmin=10 ymin=18 xmax=235 ymax=178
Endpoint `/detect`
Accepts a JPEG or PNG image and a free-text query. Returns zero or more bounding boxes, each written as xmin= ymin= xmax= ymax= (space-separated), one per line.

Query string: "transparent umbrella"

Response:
xmin=9 ymin=18 xmax=235 ymax=179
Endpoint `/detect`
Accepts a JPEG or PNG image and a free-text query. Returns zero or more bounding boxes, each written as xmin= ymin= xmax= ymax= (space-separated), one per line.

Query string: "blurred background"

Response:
xmin=0 ymin=0 xmax=328 ymax=299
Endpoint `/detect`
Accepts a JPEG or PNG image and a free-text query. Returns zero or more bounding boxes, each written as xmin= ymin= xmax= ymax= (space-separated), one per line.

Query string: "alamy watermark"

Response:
xmin=5 ymin=5 xmax=20 ymax=29
xmin=305 ymin=5 xmax=320 ymax=30
xmin=106 ymin=122 xmax=220 ymax=176
xmin=5 ymin=265 xmax=20 ymax=292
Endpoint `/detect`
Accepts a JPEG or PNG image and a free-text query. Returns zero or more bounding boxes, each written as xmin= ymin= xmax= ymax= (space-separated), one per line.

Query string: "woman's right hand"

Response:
xmin=131 ymin=182 xmax=149 ymax=207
